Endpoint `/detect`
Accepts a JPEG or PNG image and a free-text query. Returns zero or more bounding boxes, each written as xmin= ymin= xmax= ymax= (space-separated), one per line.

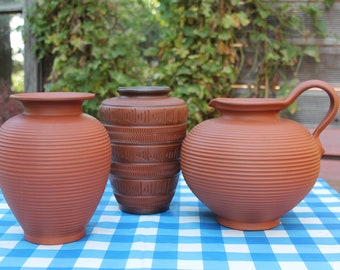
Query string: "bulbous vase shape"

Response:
xmin=180 ymin=80 xmax=339 ymax=230
xmin=0 ymin=92 xmax=112 ymax=244
xmin=99 ymin=86 xmax=188 ymax=214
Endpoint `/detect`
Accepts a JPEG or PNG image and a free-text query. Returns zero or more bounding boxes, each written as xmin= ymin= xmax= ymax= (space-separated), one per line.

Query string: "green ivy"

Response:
xmin=28 ymin=0 xmax=333 ymax=129
xmin=154 ymin=0 xmax=333 ymax=129
xmin=28 ymin=0 xmax=159 ymax=116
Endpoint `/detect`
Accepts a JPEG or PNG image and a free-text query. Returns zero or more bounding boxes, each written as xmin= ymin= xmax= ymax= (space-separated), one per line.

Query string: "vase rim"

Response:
xmin=118 ymin=86 xmax=170 ymax=91
xmin=10 ymin=92 xmax=95 ymax=101
xmin=118 ymin=86 xmax=170 ymax=96
xmin=209 ymin=97 xmax=287 ymax=111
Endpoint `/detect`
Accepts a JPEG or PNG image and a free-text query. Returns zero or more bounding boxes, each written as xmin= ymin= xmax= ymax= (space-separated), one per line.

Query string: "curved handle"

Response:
xmin=284 ymin=80 xmax=339 ymax=154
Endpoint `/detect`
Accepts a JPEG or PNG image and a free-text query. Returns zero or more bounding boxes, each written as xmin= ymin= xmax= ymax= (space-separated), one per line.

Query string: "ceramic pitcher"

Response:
xmin=180 ymin=80 xmax=339 ymax=230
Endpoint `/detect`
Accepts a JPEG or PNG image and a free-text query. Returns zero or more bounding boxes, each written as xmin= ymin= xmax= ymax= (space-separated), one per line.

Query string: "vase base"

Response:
xmin=217 ymin=217 xmax=280 ymax=231
xmin=24 ymin=229 xmax=86 ymax=245
xmin=119 ymin=205 xmax=169 ymax=215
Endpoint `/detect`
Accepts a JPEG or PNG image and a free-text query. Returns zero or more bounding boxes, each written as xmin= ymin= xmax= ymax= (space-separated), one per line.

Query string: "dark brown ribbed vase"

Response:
xmin=181 ymin=80 xmax=339 ymax=230
xmin=99 ymin=86 xmax=188 ymax=214
xmin=0 ymin=92 xmax=112 ymax=244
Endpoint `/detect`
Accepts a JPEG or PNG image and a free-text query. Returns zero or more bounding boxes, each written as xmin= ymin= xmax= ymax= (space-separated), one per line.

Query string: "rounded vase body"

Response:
xmin=180 ymin=80 xmax=339 ymax=230
xmin=0 ymin=92 xmax=112 ymax=244
xmin=99 ymin=86 xmax=188 ymax=214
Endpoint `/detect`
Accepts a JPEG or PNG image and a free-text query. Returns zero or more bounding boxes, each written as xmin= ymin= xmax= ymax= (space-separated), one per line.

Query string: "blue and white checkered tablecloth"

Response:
xmin=0 ymin=174 xmax=340 ymax=270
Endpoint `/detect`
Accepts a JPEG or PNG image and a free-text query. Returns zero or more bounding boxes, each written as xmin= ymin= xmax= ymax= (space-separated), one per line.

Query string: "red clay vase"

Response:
xmin=99 ymin=86 xmax=188 ymax=214
xmin=180 ymin=80 xmax=339 ymax=230
xmin=0 ymin=92 xmax=112 ymax=244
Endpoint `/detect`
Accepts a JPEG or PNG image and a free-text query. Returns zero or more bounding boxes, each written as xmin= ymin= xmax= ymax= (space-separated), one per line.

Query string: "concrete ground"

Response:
xmin=320 ymin=160 xmax=340 ymax=193
xmin=326 ymin=179 xmax=340 ymax=193
xmin=317 ymin=128 xmax=340 ymax=194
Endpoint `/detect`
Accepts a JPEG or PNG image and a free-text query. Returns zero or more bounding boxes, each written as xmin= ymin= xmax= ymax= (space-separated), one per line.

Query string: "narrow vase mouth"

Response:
xmin=10 ymin=92 xmax=95 ymax=101
xmin=118 ymin=86 xmax=170 ymax=96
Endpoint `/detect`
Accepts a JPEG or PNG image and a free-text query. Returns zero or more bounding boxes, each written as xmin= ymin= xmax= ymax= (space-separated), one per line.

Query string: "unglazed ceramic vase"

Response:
xmin=99 ymin=86 xmax=188 ymax=214
xmin=180 ymin=80 xmax=339 ymax=230
xmin=0 ymin=92 xmax=112 ymax=244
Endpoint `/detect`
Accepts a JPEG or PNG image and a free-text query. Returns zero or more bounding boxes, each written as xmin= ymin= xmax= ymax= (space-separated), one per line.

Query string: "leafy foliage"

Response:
xmin=28 ymin=0 xmax=158 ymax=116
xmin=28 ymin=0 xmax=333 ymax=129
xmin=154 ymin=0 xmax=332 ymax=129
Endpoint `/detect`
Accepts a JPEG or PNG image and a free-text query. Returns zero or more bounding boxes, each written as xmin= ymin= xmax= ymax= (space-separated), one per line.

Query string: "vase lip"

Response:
xmin=10 ymin=92 xmax=95 ymax=101
xmin=118 ymin=86 xmax=170 ymax=96
xmin=209 ymin=97 xmax=287 ymax=111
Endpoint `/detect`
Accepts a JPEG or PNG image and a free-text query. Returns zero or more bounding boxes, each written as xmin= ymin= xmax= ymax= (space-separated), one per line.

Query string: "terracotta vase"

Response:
xmin=0 ymin=92 xmax=112 ymax=244
xmin=180 ymin=80 xmax=339 ymax=230
xmin=99 ymin=86 xmax=188 ymax=214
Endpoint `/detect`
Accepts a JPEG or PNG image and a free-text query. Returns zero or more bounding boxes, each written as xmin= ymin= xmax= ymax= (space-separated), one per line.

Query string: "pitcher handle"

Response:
xmin=284 ymin=80 xmax=339 ymax=154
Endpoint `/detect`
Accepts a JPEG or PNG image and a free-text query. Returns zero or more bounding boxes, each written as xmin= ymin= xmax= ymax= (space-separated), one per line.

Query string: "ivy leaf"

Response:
xmin=237 ymin=12 xmax=250 ymax=27
xmin=70 ymin=37 xmax=87 ymax=52
xmin=303 ymin=46 xmax=320 ymax=62
xmin=222 ymin=13 xmax=249 ymax=29
xmin=324 ymin=0 xmax=334 ymax=8
xmin=258 ymin=8 xmax=270 ymax=19
xmin=221 ymin=15 xmax=235 ymax=29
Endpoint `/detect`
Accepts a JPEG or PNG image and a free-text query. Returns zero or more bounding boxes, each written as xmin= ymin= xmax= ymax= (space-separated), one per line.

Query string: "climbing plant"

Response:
xmin=28 ymin=0 xmax=159 ymax=116
xmin=28 ymin=0 xmax=333 ymax=129
xmin=154 ymin=0 xmax=333 ymax=129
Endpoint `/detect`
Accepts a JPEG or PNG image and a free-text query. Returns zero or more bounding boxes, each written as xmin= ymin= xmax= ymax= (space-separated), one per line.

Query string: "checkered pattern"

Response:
xmin=0 ymin=174 xmax=339 ymax=270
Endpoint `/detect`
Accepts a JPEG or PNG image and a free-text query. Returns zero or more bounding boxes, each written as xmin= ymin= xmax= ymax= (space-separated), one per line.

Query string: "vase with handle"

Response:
xmin=180 ymin=80 xmax=339 ymax=230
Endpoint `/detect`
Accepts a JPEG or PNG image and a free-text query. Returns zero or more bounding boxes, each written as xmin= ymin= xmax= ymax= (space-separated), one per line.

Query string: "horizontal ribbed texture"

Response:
xmin=100 ymin=104 xmax=188 ymax=126
xmin=114 ymin=192 xmax=175 ymax=214
xmin=0 ymin=114 xmax=112 ymax=244
xmin=110 ymin=175 xmax=179 ymax=196
xmin=111 ymin=161 xmax=180 ymax=179
xmin=103 ymin=123 xmax=187 ymax=144
xmin=111 ymin=142 xmax=181 ymax=163
xmin=181 ymin=117 xmax=321 ymax=230
xmin=99 ymin=91 xmax=187 ymax=214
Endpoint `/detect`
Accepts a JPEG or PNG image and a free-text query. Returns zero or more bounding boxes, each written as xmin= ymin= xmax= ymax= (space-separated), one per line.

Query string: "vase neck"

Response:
xmin=10 ymin=92 xmax=94 ymax=116
xmin=21 ymin=100 xmax=84 ymax=116
xmin=220 ymin=110 xmax=281 ymax=122
xmin=209 ymin=98 xmax=286 ymax=122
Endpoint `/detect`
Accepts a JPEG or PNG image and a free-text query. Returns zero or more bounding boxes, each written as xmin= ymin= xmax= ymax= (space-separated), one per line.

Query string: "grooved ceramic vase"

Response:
xmin=180 ymin=80 xmax=339 ymax=230
xmin=0 ymin=92 xmax=112 ymax=244
xmin=99 ymin=86 xmax=188 ymax=214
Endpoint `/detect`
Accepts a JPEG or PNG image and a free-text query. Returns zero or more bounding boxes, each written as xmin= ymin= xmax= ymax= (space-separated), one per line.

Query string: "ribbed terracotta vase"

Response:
xmin=0 ymin=92 xmax=112 ymax=244
xmin=181 ymin=80 xmax=339 ymax=230
xmin=99 ymin=86 xmax=188 ymax=214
